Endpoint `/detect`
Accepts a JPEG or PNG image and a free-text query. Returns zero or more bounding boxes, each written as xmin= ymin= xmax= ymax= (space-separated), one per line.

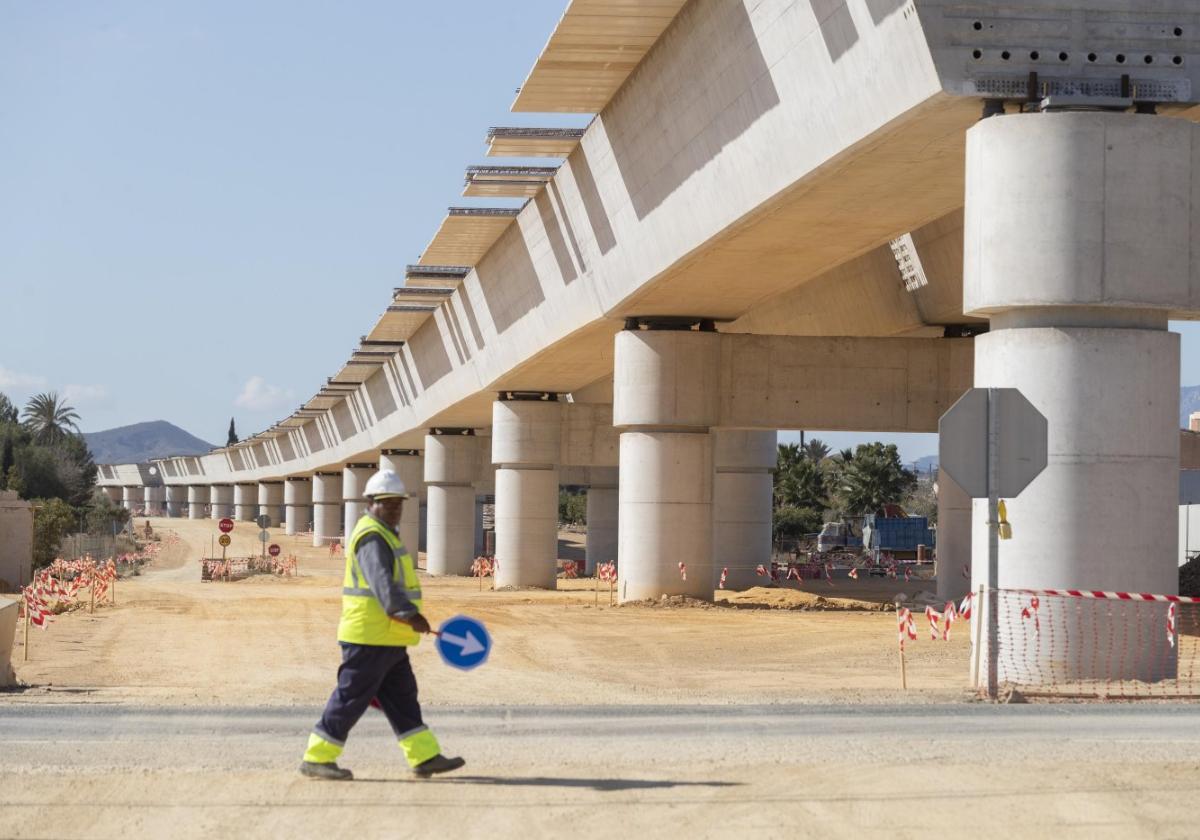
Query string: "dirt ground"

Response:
xmin=8 ymin=518 xmax=1196 ymax=839
xmin=6 ymin=518 xmax=968 ymax=707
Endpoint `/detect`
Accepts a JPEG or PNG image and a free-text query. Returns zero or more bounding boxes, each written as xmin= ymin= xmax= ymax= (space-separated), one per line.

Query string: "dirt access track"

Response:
xmin=2 ymin=518 xmax=1196 ymax=839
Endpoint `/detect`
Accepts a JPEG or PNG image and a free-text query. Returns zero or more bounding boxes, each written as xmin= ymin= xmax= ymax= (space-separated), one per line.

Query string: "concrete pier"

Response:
xmin=492 ymin=396 xmax=561 ymax=589
xmin=424 ymin=432 xmax=479 ymax=576
xmin=284 ymin=477 xmax=312 ymax=536
xmin=585 ymin=467 xmax=618 ymax=576
xmin=142 ymin=486 xmax=164 ymax=517
xmin=187 ymin=485 xmax=210 ymax=520
xmin=209 ymin=485 xmax=233 ymax=519
xmin=713 ymin=430 xmax=776 ymax=591
xmin=935 ymin=469 xmax=972 ymax=603
xmin=342 ymin=464 xmax=374 ymax=533
xmin=122 ymin=486 xmax=139 ymax=513
xmin=614 ymin=327 xmax=717 ymax=602
xmin=257 ymin=481 xmax=284 ymax=528
xmin=964 ymin=111 xmax=1195 ymax=683
xmin=233 ymin=483 xmax=258 ymax=522
xmin=311 ymin=472 xmax=342 ymax=548
xmin=164 ymin=485 xmax=187 ymax=518
xmin=380 ymin=449 xmax=423 ymax=558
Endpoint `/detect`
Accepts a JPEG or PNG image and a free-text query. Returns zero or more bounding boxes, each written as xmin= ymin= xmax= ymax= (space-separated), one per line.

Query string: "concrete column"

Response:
xmin=380 ymin=449 xmax=424 ymax=557
xmin=209 ymin=485 xmax=234 ymax=519
xmin=103 ymin=486 xmax=123 ymax=506
xmin=142 ymin=486 xmax=164 ymax=516
xmin=492 ymin=396 xmax=561 ymax=589
xmin=614 ymin=325 xmax=719 ymax=602
xmin=585 ymin=467 xmax=618 ymax=576
xmin=343 ymin=464 xmax=374 ymax=533
xmin=713 ymin=430 xmax=776 ymax=591
xmin=122 ymin=486 xmax=139 ymax=513
xmin=424 ymin=431 xmax=479 ymax=576
xmin=311 ymin=472 xmax=342 ymax=548
xmin=165 ymin=485 xmax=187 ymax=518
xmin=187 ymin=485 xmax=210 ymax=520
xmin=935 ymin=469 xmax=972 ymax=602
xmin=258 ymin=481 xmax=284 ymax=527
xmin=284 ymin=477 xmax=312 ymax=536
xmin=233 ymin=483 xmax=258 ymax=522
xmin=964 ymin=112 xmax=1194 ymax=684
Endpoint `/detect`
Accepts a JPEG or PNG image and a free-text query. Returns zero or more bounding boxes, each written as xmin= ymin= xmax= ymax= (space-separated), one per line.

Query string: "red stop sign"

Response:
xmin=218 ymin=518 xmax=235 ymax=534
xmin=268 ymin=543 xmax=281 ymax=557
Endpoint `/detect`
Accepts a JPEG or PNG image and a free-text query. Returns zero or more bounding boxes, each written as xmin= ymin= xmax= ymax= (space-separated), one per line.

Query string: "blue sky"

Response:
xmin=2 ymin=1 xmax=1198 ymax=465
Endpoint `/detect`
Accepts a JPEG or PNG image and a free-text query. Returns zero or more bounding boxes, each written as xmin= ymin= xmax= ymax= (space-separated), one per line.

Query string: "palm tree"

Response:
xmin=22 ymin=392 xmax=80 ymax=444
xmin=834 ymin=443 xmax=917 ymax=515
xmin=802 ymin=438 xmax=830 ymax=463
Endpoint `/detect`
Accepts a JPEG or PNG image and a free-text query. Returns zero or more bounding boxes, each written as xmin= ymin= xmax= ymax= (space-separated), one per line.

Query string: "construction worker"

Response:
xmin=300 ymin=469 xmax=465 ymax=780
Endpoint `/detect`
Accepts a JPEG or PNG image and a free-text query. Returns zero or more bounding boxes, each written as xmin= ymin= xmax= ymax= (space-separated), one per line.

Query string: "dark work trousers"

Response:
xmin=315 ymin=643 xmax=425 ymax=744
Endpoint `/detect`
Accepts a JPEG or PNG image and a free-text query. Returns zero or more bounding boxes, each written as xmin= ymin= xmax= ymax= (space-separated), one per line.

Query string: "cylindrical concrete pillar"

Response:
xmin=964 ymin=111 xmax=1194 ymax=684
xmin=258 ymin=481 xmax=284 ymax=527
xmin=381 ymin=449 xmax=424 ymax=557
xmin=618 ymin=431 xmax=714 ymax=601
xmin=424 ymin=432 xmax=479 ymax=575
xmin=312 ymin=472 xmax=342 ymax=548
xmin=209 ymin=484 xmax=234 ymax=519
xmin=284 ymin=477 xmax=312 ymax=536
xmin=142 ymin=486 xmax=164 ymax=516
xmin=935 ymin=468 xmax=972 ymax=603
xmin=187 ymin=485 xmax=210 ymax=520
xmin=614 ymin=326 xmax=720 ymax=602
xmin=234 ymin=483 xmax=258 ymax=522
xmin=165 ymin=485 xmax=187 ymax=518
xmin=585 ymin=467 xmax=618 ymax=576
xmin=713 ymin=430 xmax=776 ymax=591
xmin=343 ymin=464 xmax=374 ymax=533
xmin=102 ymin=486 xmax=123 ymax=506
xmin=122 ymin=486 xmax=139 ymax=513
xmin=492 ymin=397 xmax=562 ymax=589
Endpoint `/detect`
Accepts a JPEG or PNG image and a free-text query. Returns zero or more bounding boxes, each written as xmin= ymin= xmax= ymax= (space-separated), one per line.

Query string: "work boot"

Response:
xmin=412 ymin=754 xmax=466 ymax=778
xmin=299 ymin=761 xmax=353 ymax=781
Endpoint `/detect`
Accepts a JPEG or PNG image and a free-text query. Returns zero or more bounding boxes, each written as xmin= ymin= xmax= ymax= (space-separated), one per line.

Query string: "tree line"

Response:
xmin=557 ymin=438 xmax=930 ymax=537
xmin=0 ymin=391 xmax=128 ymax=568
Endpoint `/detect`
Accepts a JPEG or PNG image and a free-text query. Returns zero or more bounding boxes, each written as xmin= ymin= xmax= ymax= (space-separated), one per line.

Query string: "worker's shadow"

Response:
xmin=361 ymin=776 xmax=742 ymax=792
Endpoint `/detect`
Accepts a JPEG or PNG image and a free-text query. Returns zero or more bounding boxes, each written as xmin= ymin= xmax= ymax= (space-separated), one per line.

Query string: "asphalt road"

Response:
xmin=3 ymin=702 xmax=1199 ymax=839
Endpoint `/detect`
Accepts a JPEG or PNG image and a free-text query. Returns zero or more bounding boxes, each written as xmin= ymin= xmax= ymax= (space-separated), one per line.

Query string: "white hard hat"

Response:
xmin=364 ymin=469 xmax=409 ymax=500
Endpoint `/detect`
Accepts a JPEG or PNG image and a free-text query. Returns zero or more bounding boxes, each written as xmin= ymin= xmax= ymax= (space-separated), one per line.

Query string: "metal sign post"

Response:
xmin=986 ymin=388 xmax=1001 ymax=700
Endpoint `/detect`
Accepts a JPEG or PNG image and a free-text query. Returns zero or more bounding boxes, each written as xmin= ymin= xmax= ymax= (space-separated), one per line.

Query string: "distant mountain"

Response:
xmin=912 ymin=455 xmax=938 ymax=475
xmin=83 ymin=421 xmax=215 ymax=464
xmin=1183 ymin=386 xmax=1200 ymax=429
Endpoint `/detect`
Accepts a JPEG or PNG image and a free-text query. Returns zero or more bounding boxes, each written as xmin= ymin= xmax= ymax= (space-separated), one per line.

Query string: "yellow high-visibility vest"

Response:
xmin=337 ymin=515 xmax=423 ymax=646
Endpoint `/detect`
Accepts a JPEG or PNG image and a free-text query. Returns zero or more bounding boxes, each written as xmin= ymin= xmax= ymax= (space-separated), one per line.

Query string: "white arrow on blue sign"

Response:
xmin=435 ymin=615 xmax=491 ymax=671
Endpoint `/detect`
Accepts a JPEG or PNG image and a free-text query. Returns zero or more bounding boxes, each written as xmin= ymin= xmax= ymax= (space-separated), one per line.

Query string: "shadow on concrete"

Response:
xmin=332 ymin=399 xmax=356 ymax=440
xmin=864 ymin=0 xmax=909 ymax=25
xmin=475 ymin=228 xmax=545 ymax=335
xmin=811 ymin=0 xmax=859 ymax=62
xmin=303 ymin=421 xmax=325 ymax=454
xmin=364 ymin=368 xmax=397 ymax=420
xmin=457 ymin=288 xmax=487 ymax=352
xmin=534 ymin=188 xmax=579 ymax=284
xmin=407 ymin=319 xmax=453 ymax=391
xmin=442 ymin=305 xmax=470 ymax=365
xmin=608 ymin=0 xmax=780 ymax=221
xmin=570 ymin=147 xmax=617 ymax=256
xmin=359 ymin=775 xmax=743 ymax=792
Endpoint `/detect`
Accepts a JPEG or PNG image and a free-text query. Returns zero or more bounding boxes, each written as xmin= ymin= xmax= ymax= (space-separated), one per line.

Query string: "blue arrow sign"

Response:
xmin=435 ymin=615 xmax=491 ymax=671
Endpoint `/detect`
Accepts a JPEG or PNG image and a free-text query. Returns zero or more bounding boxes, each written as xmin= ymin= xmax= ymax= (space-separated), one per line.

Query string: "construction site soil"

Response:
xmin=3 ymin=518 xmax=1195 ymax=839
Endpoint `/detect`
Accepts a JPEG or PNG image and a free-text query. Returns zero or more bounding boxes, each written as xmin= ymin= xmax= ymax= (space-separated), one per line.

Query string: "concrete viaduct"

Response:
xmin=98 ymin=1 xmax=1200 ymax=629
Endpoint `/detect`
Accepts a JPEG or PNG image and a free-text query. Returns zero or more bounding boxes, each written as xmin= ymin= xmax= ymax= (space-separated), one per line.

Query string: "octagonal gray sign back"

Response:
xmin=938 ymin=388 xmax=1048 ymax=499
